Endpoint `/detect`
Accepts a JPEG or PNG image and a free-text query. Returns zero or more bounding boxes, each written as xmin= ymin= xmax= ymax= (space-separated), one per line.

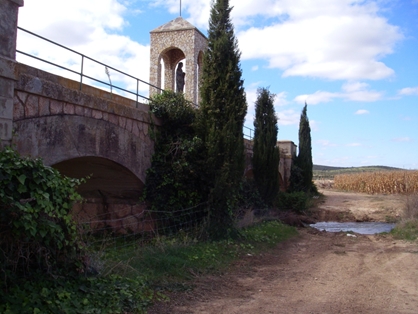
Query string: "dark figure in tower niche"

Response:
xmin=176 ymin=62 xmax=185 ymax=93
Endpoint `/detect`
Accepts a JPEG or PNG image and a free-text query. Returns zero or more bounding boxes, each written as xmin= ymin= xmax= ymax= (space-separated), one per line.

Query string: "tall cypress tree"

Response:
xmin=253 ymin=88 xmax=280 ymax=205
xmin=199 ymin=0 xmax=247 ymax=238
xmin=295 ymin=103 xmax=314 ymax=192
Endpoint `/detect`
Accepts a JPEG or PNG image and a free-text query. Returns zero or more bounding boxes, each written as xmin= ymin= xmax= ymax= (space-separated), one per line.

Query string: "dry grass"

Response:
xmin=334 ymin=171 xmax=418 ymax=195
xmin=403 ymin=193 xmax=418 ymax=220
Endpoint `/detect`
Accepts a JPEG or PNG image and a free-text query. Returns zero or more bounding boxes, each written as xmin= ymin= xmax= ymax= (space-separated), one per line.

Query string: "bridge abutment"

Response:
xmin=0 ymin=0 xmax=23 ymax=148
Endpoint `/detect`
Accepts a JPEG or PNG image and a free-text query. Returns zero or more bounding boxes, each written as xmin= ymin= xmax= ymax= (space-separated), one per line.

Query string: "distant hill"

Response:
xmin=313 ymin=165 xmax=405 ymax=179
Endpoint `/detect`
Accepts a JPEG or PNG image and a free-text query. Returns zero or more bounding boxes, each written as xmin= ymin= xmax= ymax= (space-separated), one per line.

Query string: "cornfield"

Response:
xmin=334 ymin=171 xmax=418 ymax=194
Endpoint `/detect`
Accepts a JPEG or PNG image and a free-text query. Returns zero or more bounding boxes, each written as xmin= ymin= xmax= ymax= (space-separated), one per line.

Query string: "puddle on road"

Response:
xmin=309 ymin=221 xmax=396 ymax=235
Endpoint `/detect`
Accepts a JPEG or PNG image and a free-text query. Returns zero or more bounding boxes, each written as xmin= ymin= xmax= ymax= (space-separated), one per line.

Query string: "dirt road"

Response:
xmin=148 ymin=190 xmax=418 ymax=314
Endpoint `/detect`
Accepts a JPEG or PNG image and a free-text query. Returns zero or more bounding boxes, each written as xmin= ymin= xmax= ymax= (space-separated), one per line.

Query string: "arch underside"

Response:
xmin=53 ymin=156 xmax=143 ymax=200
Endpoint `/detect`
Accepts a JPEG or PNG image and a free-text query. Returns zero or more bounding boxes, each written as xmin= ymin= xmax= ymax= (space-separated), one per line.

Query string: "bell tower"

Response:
xmin=149 ymin=17 xmax=207 ymax=105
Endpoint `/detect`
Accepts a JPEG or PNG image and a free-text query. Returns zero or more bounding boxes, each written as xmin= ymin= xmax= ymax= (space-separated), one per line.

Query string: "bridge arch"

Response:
xmin=12 ymin=114 xmax=151 ymax=186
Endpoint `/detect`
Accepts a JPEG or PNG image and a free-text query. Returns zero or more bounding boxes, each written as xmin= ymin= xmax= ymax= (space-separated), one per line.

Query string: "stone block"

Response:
xmin=0 ymin=77 xmax=13 ymax=98
xmin=0 ymin=98 xmax=13 ymax=119
xmin=39 ymin=97 xmax=50 ymax=116
xmin=0 ymin=118 xmax=12 ymax=140
xmin=126 ymin=118 xmax=133 ymax=132
xmin=13 ymin=94 xmax=24 ymax=119
xmin=0 ymin=58 xmax=16 ymax=80
xmin=25 ymin=94 xmax=39 ymax=118
xmin=63 ymin=103 xmax=75 ymax=114
xmin=110 ymin=204 xmax=132 ymax=219
xmin=122 ymin=216 xmax=139 ymax=233
xmin=83 ymin=107 xmax=92 ymax=117
xmin=108 ymin=113 xmax=118 ymax=125
xmin=75 ymin=105 xmax=84 ymax=116
xmin=50 ymin=99 xmax=63 ymax=115
xmin=132 ymin=122 xmax=140 ymax=137
xmin=92 ymin=109 xmax=103 ymax=119
xmin=119 ymin=116 xmax=127 ymax=128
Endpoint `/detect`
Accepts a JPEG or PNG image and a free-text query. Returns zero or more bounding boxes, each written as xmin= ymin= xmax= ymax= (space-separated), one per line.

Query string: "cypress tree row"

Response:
xmin=252 ymin=88 xmax=280 ymax=205
xmin=294 ymin=103 xmax=315 ymax=192
xmin=199 ymin=0 xmax=247 ymax=238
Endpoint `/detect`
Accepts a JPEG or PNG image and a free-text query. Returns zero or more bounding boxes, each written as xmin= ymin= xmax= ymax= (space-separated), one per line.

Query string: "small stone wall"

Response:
xmin=72 ymin=201 xmax=155 ymax=235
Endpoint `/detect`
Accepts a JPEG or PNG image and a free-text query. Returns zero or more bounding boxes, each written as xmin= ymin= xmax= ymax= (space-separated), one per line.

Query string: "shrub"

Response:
xmin=276 ymin=192 xmax=309 ymax=213
xmin=143 ymin=91 xmax=207 ymax=233
xmin=0 ymin=147 xmax=85 ymax=285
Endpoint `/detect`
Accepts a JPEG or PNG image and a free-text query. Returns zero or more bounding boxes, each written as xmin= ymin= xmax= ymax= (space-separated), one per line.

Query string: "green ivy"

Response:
xmin=0 ymin=274 xmax=156 ymax=314
xmin=0 ymin=147 xmax=85 ymax=284
xmin=143 ymin=91 xmax=207 ymax=232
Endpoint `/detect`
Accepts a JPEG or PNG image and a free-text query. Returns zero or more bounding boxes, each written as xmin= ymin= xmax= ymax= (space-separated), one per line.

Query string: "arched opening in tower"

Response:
xmin=159 ymin=47 xmax=185 ymax=92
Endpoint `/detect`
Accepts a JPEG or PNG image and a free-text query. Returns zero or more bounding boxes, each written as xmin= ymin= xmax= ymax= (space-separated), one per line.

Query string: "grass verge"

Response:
xmin=1 ymin=220 xmax=297 ymax=313
xmin=391 ymin=193 xmax=418 ymax=241
xmin=104 ymin=220 xmax=297 ymax=288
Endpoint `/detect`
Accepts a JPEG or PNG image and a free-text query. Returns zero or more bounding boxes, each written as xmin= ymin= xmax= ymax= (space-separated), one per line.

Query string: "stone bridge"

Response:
xmin=0 ymin=0 xmax=161 ymax=232
xmin=1 ymin=0 xmax=295 ymax=233
xmin=10 ymin=63 xmax=157 ymax=232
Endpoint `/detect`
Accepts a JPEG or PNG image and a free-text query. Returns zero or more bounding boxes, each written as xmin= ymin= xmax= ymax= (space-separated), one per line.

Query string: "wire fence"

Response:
xmin=74 ymin=202 xmax=209 ymax=258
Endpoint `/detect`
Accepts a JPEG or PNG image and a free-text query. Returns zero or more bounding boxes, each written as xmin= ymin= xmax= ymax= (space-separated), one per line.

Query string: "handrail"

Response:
xmin=16 ymin=26 xmax=163 ymax=107
xmin=16 ymin=26 xmax=255 ymax=138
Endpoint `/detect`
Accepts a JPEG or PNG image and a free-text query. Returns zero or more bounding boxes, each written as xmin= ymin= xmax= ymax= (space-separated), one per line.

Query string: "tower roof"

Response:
xmin=150 ymin=17 xmax=207 ymax=38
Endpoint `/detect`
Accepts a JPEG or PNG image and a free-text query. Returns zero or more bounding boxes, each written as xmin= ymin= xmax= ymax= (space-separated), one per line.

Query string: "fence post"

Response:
xmin=0 ymin=0 xmax=24 ymax=149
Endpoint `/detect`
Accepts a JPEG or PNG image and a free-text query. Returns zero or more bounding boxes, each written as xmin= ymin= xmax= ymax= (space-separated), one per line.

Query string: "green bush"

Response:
xmin=276 ymin=191 xmax=309 ymax=213
xmin=0 ymin=274 xmax=155 ymax=314
xmin=0 ymin=147 xmax=85 ymax=284
xmin=143 ymin=91 xmax=207 ymax=233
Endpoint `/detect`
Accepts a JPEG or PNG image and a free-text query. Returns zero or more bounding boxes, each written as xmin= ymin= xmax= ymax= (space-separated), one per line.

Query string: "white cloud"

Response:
xmin=17 ymin=0 xmax=150 ymax=96
xmin=317 ymin=140 xmax=337 ymax=147
xmin=236 ymin=0 xmax=403 ymax=80
xmin=346 ymin=143 xmax=362 ymax=147
xmin=355 ymin=109 xmax=369 ymax=115
xmin=277 ymin=109 xmax=300 ymax=126
xmin=392 ymin=137 xmax=412 ymax=142
xmin=294 ymin=81 xmax=383 ymax=104
xmin=152 ymin=0 xmax=403 ymax=81
xmin=251 ymin=65 xmax=259 ymax=71
xmin=294 ymin=91 xmax=338 ymax=105
xmin=399 ymin=86 xmax=418 ymax=96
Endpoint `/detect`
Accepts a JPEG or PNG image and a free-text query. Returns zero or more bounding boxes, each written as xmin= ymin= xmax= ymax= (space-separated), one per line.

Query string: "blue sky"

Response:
xmin=16 ymin=0 xmax=418 ymax=169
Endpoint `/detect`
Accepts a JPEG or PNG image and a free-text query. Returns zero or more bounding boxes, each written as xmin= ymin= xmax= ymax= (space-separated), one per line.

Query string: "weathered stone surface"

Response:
xmin=13 ymin=94 xmax=24 ymax=119
xmin=122 ymin=216 xmax=139 ymax=233
xmin=112 ymin=204 xmax=132 ymax=219
xmin=13 ymin=115 xmax=153 ymax=184
xmin=50 ymin=99 xmax=63 ymax=115
xmin=0 ymin=0 xmax=22 ymax=60
xmin=63 ymin=103 xmax=75 ymax=115
xmin=92 ymin=109 xmax=103 ymax=119
xmin=0 ymin=118 xmax=12 ymax=140
xmin=0 ymin=98 xmax=13 ymax=119
xmin=25 ymin=94 xmax=39 ymax=118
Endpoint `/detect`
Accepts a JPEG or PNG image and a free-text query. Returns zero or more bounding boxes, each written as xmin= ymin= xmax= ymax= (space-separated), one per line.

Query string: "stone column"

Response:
xmin=0 ymin=0 xmax=24 ymax=148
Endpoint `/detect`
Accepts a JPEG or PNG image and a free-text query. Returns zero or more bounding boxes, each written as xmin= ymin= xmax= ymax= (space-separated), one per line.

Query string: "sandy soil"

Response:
xmin=148 ymin=189 xmax=418 ymax=314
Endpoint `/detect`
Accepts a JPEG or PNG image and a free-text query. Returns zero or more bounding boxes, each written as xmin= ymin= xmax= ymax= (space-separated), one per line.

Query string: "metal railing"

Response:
xmin=243 ymin=126 xmax=253 ymax=140
xmin=16 ymin=27 xmax=255 ymax=138
xmin=16 ymin=27 xmax=163 ymax=107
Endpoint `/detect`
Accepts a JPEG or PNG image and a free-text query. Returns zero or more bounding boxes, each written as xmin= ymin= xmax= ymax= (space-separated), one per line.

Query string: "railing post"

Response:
xmin=79 ymin=55 xmax=84 ymax=91
xmin=136 ymin=79 xmax=139 ymax=108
